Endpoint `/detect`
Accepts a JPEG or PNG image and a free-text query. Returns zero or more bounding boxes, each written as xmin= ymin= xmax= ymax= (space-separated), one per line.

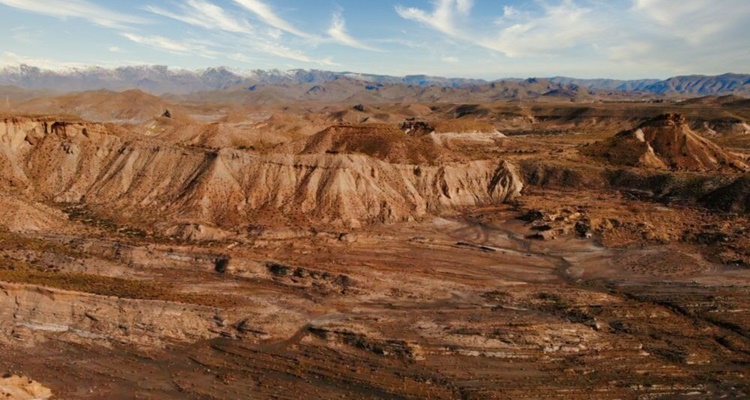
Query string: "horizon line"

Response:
xmin=3 ymin=63 xmax=749 ymax=83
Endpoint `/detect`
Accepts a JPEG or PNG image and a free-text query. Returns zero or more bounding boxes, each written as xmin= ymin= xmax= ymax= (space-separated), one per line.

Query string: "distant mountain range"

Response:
xmin=0 ymin=64 xmax=748 ymax=98
xmin=550 ymin=74 xmax=750 ymax=96
xmin=0 ymin=65 xmax=488 ymax=95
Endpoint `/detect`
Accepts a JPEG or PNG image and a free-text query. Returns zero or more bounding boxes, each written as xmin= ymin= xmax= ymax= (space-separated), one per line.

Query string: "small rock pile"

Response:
xmin=519 ymin=208 xmax=592 ymax=240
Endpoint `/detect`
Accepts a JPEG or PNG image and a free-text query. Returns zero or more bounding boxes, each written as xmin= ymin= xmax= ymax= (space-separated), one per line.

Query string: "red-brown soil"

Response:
xmin=0 ymin=94 xmax=749 ymax=399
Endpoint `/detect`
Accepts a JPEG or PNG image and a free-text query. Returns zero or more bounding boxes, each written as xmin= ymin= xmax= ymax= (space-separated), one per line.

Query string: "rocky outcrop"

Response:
xmin=0 ymin=375 xmax=52 ymax=400
xmin=401 ymin=120 xmax=435 ymax=136
xmin=696 ymin=119 xmax=750 ymax=136
xmin=0 ymin=282 xmax=236 ymax=347
xmin=0 ymin=117 xmax=122 ymax=194
xmin=584 ymin=114 xmax=748 ymax=172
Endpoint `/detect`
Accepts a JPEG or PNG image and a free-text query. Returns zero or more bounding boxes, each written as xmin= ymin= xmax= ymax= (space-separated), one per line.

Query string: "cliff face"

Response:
xmin=0 ymin=117 xmax=523 ymax=230
xmin=0 ymin=118 xmax=122 ymax=194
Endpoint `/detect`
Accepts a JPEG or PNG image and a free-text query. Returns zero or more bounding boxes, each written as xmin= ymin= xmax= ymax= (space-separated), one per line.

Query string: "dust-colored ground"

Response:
xmin=0 ymin=93 xmax=749 ymax=399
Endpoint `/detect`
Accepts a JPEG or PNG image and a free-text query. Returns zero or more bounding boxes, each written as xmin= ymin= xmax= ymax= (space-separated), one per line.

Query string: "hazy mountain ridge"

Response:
xmin=641 ymin=73 xmax=750 ymax=96
xmin=171 ymin=76 xmax=605 ymax=105
xmin=547 ymin=77 xmax=661 ymax=92
xmin=0 ymin=64 xmax=748 ymax=97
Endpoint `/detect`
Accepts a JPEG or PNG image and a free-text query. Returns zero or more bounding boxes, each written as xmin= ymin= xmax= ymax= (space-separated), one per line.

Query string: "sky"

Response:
xmin=0 ymin=0 xmax=748 ymax=79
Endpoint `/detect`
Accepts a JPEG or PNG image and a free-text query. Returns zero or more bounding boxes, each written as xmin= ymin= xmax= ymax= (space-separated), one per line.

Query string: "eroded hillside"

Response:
xmin=1 ymin=117 xmax=522 ymax=231
xmin=1 ymin=94 xmax=750 ymax=399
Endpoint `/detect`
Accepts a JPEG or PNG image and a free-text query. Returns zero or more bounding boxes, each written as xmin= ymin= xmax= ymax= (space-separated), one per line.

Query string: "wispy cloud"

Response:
xmin=1 ymin=0 xmax=377 ymax=70
xmin=121 ymin=33 xmax=216 ymax=58
xmin=396 ymin=0 xmax=600 ymax=57
xmin=327 ymin=11 xmax=378 ymax=51
xmin=0 ymin=0 xmax=146 ymax=29
xmin=144 ymin=0 xmax=368 ymax=65
xmin=245 ymin=40 xmax=318 ymax=64
xmin=4 ymin=0 xmax=747 ymax=78
xmin=145 ymin=0 xmax=252 ymax=34
xmin=228 ymin=50 xmax=336 ymax=67
xmin=395 ymin=0 xmax=473 ymax=37
xmin=393 ymin=0 xmax=750 ymax=77
xmin=142 ymin=0 xmax=340 ymax=65
xmin=0 ymin=51 xmax=90 ymax=70
xmin=231 ymin=0 xmax=313 ymax=39
xmin=633 ymin=0 xmax=750 ymax=44
xmin=482 ymin=0 xmax=602 ymax=57
xmin=602 ymin=0 xmax=750 ymax=75
xmin=373 ymin=38 xmax=426 ymax=49
xmin=10 ymin=27 xmax=41 ymax=44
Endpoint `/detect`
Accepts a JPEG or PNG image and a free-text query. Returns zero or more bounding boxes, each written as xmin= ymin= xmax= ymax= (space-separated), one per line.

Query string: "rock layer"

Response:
xmin=0 ymin=282 xmax=236 ymax=347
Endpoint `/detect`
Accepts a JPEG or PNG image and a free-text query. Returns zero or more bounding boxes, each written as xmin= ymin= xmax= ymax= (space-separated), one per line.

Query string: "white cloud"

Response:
xmin=600 ymin=0 xmax=750 ymax=76
xmin=121 ymin=33 xmax=216 ymax=58
xmin=327 ymin=11 xmax=378 ymax=51
xmin=229 ymin=49 xmax=336 ymax=67
xmin=249 ymin=41 xmax=316 ymax=63
xmin=145 ymin=0 xmax=253 ymax=34
xmin=396 ymin=0 xmax=601 ymax=57
xmin=0 ymin=0 xmax=361 ymax=72
xmin=455 ymin=0 xmax=473 ymax=14
xmin=0 ymin=51 xmax=90 ymax=70
xmin=633 ymin=0 xmax=750 ymax=44
xmin=231 ymin=0 xmax=314 ymax=39
xmin=143 ymin=0 xmax=342 ymax=65
xmin=395 ymin=0 xmax=473 ymax=36
xmin=4 ymin=0 xmax=750 ymax=79
xmin=482 ymin=0 xmax=602 ymax=57
xmin=0 ymin=0 xmax=146 ymax=28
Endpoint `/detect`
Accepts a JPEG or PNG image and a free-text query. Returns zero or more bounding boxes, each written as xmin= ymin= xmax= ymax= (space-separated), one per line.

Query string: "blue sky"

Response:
xmin=0 ymin=0 xmax=748 ymax=79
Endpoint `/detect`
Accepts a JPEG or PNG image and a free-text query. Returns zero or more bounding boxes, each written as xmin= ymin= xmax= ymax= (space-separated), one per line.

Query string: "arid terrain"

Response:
xmin=1 ymin=85 xmax=750 ymax=399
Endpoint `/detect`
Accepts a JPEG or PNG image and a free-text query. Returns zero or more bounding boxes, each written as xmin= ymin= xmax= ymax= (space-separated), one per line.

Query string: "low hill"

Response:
xmin=12 ymin=89 xmax=185 ymax=123
xmin=584 ymin=113 xmax=749 ymax=172
xmin=300 ymin=124 xmax=446 ymax=164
